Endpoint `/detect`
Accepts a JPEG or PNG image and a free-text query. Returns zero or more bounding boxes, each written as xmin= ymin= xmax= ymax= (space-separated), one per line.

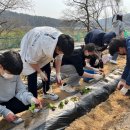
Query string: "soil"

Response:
xmin=66 ymin=91 xmax=130 ymax=130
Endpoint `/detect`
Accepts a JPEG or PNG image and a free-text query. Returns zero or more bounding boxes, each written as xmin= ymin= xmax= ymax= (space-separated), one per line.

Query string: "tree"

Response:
xmin=63 ymin=0 xmax=122 ymax=31
xmin=0 ymin=0 xmax=32 ymax=34
xmin=109 ymin=0 xmax=122 ymax=15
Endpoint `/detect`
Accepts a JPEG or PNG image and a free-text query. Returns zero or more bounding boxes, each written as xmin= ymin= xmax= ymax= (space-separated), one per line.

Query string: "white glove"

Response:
xmin=93 ymin=68 xmax=100 ymax=73
xmin=94 ymin=59 xmax=99 ymax=66
xmin=31 ymin=97 xmax=42 ymax=109
xmin=85 ymin=62 xmax=91 ymax=67
xmin=120 ymin=87 xmax=128 ymax=95
xmin=56 ymin=73 xmax=62 ymax=84
xmin=55 ymin=54 xmax=64 ymax=60
xmin=117 ymin=80 xmax=126 ymax=90
xmin=93 ymin=74 xmax=103 ymax=80
xmin=39 ymin=71 xmax=48 ymax=81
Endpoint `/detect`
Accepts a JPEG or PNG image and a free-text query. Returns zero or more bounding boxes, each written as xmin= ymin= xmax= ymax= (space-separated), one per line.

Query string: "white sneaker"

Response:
xmin=60 ymin=83 xmax=76 ymax=93
xmin=110 ymin=60 xmax=117 ymax=64
xmin=43 ymin=93 xmax=59 ymax=101
xmin=93 ymin=74 xmax=103 ymax=81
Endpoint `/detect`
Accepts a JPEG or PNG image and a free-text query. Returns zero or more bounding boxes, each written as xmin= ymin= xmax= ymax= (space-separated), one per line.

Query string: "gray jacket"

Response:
xmin=112 ymin=16 xmax=124 ymax=36
xmin=0 ymin=75 xmax=34 ymax=117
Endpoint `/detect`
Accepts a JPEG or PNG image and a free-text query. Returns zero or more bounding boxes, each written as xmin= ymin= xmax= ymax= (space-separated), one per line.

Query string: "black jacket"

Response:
xmin=62 ymin=48 xmax=103 ymax=76
xmin=62 ymin=49 xmax=85 ymax=76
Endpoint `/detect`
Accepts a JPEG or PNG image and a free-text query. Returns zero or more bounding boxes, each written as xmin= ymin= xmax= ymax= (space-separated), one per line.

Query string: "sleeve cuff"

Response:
xmin=27 ymin=95 xmax=35 ymax=104
xmin=120 ymin=79 xmax=126 ymax=82
xmin=2 ymin=108 xmax=12 ymax=118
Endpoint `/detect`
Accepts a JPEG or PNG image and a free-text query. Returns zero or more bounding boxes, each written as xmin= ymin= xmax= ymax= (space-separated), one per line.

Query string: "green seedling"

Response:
xmin=80 ymin=88 xmax=92 ymax=95
xmin=58 ymin=101 xmax=64 ymax=109
xmin=29 ymin=102 xmax=36 ymax=113
xmin=64 ymin=99 xmax=69 ymax=105
xmin=47 ymin=103 xmax=57 ymax=111
xmin=70 ymin=96 xmax=79 ymax=102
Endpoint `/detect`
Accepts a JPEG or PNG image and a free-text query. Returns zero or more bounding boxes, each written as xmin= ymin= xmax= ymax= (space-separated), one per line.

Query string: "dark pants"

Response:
xmin=27 ymin=63 xmax=51 ymax=98
xmin=1 ymin=97 xmax=29 ymax=114
xmin=89 ymin=57 xmax=103 ymax=69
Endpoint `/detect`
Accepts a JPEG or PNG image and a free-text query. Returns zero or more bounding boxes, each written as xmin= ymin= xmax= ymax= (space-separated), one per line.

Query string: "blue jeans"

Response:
xmin=83 ymin=69 xmax=95 ymax=82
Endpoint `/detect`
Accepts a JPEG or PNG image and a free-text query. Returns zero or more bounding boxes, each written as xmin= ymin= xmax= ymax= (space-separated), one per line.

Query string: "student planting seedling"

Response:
xmin=0 ymin=51 xmax=42 ymax=124
xmin=59 ymin=43 xmax=104 ymax=93
xmin=20 ymin=26 xmax=74 ymax=100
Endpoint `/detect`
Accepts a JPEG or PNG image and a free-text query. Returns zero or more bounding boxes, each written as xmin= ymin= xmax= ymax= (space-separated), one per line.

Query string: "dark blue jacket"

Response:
xmin=84 ymin=29 xmax=116 ymax=51
xmin=121 ymin=37 xmax=130 ymax=85
xmin=84 ymin=29 xmax=105 ymax=47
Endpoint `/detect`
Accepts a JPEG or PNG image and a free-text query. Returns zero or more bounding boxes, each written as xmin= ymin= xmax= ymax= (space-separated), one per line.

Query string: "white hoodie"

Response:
xmin=20 ymin=26 xmax=62 ymax=75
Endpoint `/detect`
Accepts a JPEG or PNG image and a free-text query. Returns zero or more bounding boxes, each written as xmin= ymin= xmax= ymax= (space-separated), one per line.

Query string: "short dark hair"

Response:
xmin=0 ymin=51 xmax=23 ymax=75
xmin=57 ymin=34 xmax=74 ymax=56
xmin=83 ymin=43 xmax=95 ymax=52
xmin=117 ymin=14 xmax=123 ymax=21
xmin=109 ymin=38 xmax=126 ymax=56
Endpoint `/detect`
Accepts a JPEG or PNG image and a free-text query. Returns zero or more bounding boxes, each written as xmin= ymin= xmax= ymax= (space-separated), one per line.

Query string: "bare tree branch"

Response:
xmin=0 ymin=0 xmax=32 ymax=35
xmin=63 ymin=0 xmax=122 ymax=31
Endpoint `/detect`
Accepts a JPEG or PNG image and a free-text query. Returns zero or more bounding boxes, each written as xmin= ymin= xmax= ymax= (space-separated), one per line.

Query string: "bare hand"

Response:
xmin=117 ymin=80 xmax=126 ymax=90
xmin=5 ymin=112 xmax=16 ymax=122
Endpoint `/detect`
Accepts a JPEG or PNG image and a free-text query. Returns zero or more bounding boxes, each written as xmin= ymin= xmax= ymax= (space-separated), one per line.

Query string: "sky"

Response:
xmin=19 ymin=0 xmax=130 ymax=19
xmin=22 ymin=0 xmax=66 ymax=18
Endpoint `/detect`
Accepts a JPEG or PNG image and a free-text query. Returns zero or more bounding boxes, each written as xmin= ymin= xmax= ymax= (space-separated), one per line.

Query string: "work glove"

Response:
xmin=94 ymin=59 xmax=99 ymax=66
xmin=56 ymin=73 xmax=62 ymax=84
xmin=120 ymin=87 xmax=128 ymax=95
xmin=93 ymin=68 xmax=100 ymax=73
xmin=39 ymin=71 xmax=48 ymax=81
xmin=93 ymin=74 xmax=103 ymax=80
xmin=30 ymin=97 xmax=43 ymax=113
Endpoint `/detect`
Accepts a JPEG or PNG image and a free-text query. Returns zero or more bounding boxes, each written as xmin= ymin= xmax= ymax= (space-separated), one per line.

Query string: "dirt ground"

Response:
xmin=66 ymin=91 xmax=130 ymax=130
xmin=0 ymin=54 xmax=127 ymax=130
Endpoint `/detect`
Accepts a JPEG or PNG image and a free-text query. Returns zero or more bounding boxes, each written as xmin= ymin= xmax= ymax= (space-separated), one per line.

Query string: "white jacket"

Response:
xmin=20 ymin=26 xmax=62 ymax=75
